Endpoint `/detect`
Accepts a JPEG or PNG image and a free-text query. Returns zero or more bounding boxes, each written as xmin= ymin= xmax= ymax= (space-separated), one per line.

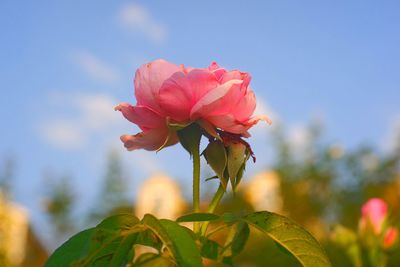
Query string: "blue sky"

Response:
xmin=1 ymin=0 xmax=400 ymax=246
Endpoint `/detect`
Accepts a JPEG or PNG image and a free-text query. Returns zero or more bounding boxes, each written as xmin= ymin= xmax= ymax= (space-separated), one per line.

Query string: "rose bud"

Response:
xmin=359 ymin=198 xmax=388 ymax=235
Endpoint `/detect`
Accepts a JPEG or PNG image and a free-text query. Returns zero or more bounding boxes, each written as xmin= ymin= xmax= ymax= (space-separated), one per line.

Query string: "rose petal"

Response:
xmin=120 ymin=129 xmax=178 ymax=151
xmin=157 ymin=72 xmax=191 ymax=122
xmin=198 ymin=120 xmax=220 ymax=139
xmin=206 ymin=114 xmax=271 ymax=135
xmin=220 ymin=70 xmax=251 ymax=88
xmin=208 ymin=62 xmax=220 ymax=71
xmin=208 ymin=62 xmax=226 ymax=80
xmin=190 ymin=79 xmax=243 ymax=119
xmin=158 ymin=69 xmax=218 ymax=122
xmin=206 ymin=114 xmax=249 ymax=134
xmin=189 ymin=70 xmax=220 ymax=101
xmin=232 ymin=89 xmax=257 ymax=122
xmin=245 ymin=115 xmax=272 ymax=126
xmin=115 ymin=103 xmax=165 ymax=130
xmin=134 ymin=59 xmax=182 ymax=113
xmin=194 ymin=70 xmax=251 ymax=118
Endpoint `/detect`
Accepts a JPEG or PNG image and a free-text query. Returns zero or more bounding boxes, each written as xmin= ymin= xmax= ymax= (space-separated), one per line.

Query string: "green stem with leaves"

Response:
xmin=207 ymin=183 xmax=225 ymax=213
xmin=192 ymin=142 xmax=201 ymax=233
xmin=200 ymin=183 xmax=225 ymax=235
xmin=369 ymin=248 xmax=387 ymax=267
xmin=177 ymin=123 xmax=203 ymax=233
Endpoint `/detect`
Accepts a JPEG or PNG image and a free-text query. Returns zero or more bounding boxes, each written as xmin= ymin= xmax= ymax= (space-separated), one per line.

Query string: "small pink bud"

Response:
xmin=360 ymin=198 xmax=388 ymax=235
xmin=383 ymin=227 xmax=398 ymax=249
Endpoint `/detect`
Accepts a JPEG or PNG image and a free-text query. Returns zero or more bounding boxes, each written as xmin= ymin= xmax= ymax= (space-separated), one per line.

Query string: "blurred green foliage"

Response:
xmin=206 ymin=122 xmax=400 ymax=266
xmin=39 ymin=122 xmax=400 ymax=266
xmin=43 ymin=174 xmax=76 ymax=240
xmin=272 ymin=122 xmax=400 ymax=230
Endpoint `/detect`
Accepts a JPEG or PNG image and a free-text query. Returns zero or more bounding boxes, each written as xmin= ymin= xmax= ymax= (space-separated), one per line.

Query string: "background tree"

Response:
xmin=87 ymin=150 xmax=131 ymax=224
xmin=0 ymin=155 xmax=16 ymax=198
xmin=42 ymin=172 xmax=76 ymax=247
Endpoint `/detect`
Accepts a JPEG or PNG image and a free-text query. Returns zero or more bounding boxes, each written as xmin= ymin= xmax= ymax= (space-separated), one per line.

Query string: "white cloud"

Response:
xmin=75 ymin=94 xmax=120 ymax=130
xmin=40 ymin=120 xmax=84 ymax=149
xmin=118 ymin=3 xmax=167 ymax=43
xmin=74 ymin=51 xmax=120 ymax=83
xmin=38 ymin=93 xmax=122 ymax=150
xmin=37 ymin=91 xmax=172 ymax=193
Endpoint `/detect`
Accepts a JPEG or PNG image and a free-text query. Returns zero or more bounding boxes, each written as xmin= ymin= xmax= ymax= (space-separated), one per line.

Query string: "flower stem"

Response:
xmin=207 ymin=183 xmax=225 ymax=213
xmin=200 ymin=183 xmax=225 ymax=235
xmin=192 ymin=142 xmax=201 ymax=233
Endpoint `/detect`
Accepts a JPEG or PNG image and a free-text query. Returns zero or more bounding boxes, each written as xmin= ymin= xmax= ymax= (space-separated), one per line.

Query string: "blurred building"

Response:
xmin=244 ymin=171 xmax=283 ymax=213
xmin=0 ymin=191 xmax=47 ymax=267
xmin=134 ymin=175 xmax=187 ymax=258
xmin=135 ymin=174 xmax=186 ymax=220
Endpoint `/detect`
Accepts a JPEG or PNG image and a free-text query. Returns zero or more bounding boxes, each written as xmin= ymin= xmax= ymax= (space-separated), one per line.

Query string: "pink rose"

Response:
xmin=115 ymin=59 xmax=270 ymax=151
xmin=359 ymin=198 xmax=388 ymax=235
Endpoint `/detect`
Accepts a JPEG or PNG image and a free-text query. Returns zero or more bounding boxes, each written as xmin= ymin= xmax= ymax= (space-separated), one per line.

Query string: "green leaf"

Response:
xmin=44 ymin=228 xmax=95 ymax=267
xmin=177 ymin=212 xmax=221 ymax=223
xmin=135 ymin=253 xmax=175 ymax=267
xmin=177 ymin=123 xmax=202 ymax=155
xmin=82 ymin=237 xmax=123 ymax=266
xmin=109 ymin=234 xmax=138 ymax=267
xmin=126 ymin=246 xmax=135 ymax=265
xmin=219 ymin=222 xmax=249 ymax=261
xmin=45 ymin=214 xmax=143 ymax=267
xmin=96 ymin=213 xmax=140 ymax=232
xmin=222 ymin=256 xmax=235 ymax=267
xmin=243 ymin=211 xmax=331 ymax=267
xmin=142 ymin=214 xmax=203 ymax=267
xmin=226 ymin=142 xmax=247 ymax=191
xmin=222 ymin=213 xmax=240 ymax=224
xmin=204 ymin=140 xmax=228 ymax=188
xmin=232 ymin=151 xmax=250 ymax=191
xmin=135 ymin=229 xmax=163 ymax=251
xmin=88 ymin=214 xmax=140 ymax=254
xmin=78 ymin=214 xmax=141 ymax=266
xmin=231 ymin=222 xmax=250 ymax=256
xmin=200 ymin=237 xmax=220 ymax=260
